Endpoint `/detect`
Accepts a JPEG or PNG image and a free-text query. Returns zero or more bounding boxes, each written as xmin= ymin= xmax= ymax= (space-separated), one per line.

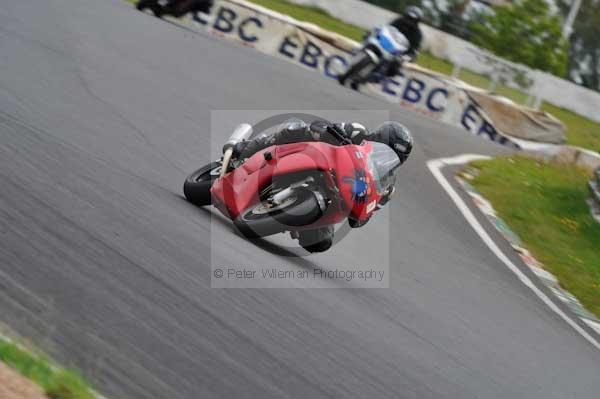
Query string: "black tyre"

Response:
xmin=338 ymin=52 xmax=374 ymax=88
xmin=234 ymin=189 xmax=324 ymax=238
xmin=298 ymin=226 xmax=334 ymax=253
xmin=302 ymin=239 xmax=333 ymax=253
xmin=183 ymin=162 xmax=221 ymax=206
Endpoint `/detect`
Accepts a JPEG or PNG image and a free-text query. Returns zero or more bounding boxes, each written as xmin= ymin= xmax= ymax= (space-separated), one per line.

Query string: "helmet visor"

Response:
xmin=366 ymin=142 xmax=401 ymax=193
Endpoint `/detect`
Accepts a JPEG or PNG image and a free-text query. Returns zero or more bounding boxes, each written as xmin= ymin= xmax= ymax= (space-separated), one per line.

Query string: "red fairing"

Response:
xmin=210 ymin=141 xmax=383 ymax=224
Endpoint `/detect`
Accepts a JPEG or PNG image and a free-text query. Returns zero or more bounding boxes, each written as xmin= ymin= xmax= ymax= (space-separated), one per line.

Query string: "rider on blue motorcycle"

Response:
xmin=385 ymin=6 xmax=424 ymax=76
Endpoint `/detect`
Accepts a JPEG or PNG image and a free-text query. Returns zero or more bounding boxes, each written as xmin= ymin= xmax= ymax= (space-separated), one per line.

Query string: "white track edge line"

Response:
xmin=426 ymin=154 xmax=600 ymax=351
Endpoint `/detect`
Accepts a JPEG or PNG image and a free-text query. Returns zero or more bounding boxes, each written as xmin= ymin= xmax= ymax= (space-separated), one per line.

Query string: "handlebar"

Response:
xmin=327 ymin=125 xmax=353 ymax=145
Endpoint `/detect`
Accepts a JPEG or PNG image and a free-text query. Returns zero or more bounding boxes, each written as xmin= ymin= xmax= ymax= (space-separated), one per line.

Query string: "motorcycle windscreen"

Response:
xmin=366 ymin=142 xmax=401 ymax=193
xmin=379 ymin=26 xmax=409 ymax=55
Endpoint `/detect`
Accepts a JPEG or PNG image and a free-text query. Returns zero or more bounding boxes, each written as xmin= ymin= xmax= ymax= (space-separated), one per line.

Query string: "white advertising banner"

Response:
xmin=158 ymin=0 xmax=567 ymax=148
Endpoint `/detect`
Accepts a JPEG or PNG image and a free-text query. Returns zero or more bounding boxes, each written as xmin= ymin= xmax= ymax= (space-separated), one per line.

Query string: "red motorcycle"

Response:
xmin=183 ymin=122 xmax=400 ymax=252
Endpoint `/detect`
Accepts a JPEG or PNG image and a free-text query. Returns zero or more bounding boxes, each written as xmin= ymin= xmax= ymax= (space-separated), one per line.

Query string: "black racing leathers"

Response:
xmin=234 ymin=121 xmax=368 ymax=160
xmin=383 ymin=17 xmax=423 ymax=77
xmin=389 ymin=17 xmax=422 ymax=60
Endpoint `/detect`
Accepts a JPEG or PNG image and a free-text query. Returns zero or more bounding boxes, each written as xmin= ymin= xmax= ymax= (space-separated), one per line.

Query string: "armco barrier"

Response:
xmin=155 ymin=0 xmax=570 ymax=149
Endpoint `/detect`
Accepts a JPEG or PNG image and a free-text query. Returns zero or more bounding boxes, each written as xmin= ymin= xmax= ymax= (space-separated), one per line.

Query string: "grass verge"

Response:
xmin=469 ymin=156 xmax=600 ymax=318
xmin=245 ymin=0 xmax=600 ymax=152
xmin=248 ymin=0 xmax=366 ymax=41
xmin=0 ymin=336 xmax=95 ymax=399
xmin=541 ymin=102 xmax=600 ymax=154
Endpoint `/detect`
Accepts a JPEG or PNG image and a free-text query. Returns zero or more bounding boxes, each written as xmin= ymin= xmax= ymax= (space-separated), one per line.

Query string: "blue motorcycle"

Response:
xmin=338 ymin=25 xmax=410 ymax=90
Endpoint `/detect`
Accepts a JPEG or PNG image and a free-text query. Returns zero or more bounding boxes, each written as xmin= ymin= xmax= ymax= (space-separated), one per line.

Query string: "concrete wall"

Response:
xmin=290 ymin=0 xmax=396 ymax=29
xmin=289 ymin=0 xmax=600 ymax=123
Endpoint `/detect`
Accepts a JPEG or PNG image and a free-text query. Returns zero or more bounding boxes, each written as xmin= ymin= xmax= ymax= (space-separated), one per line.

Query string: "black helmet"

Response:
xmin=370 ymin=121 xmax=413 ymax=164
xmin=404 ymin=5 xmax=423 ymax=23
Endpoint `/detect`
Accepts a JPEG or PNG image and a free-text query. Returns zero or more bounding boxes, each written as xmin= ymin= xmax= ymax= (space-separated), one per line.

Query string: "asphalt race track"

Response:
xmin=1 ymin=1 xmax=599 ymax=398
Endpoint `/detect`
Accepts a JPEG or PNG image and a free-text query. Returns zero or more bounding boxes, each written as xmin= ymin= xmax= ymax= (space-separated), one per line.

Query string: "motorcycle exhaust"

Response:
xmin=220 ymin=123 xmax=253 ymax=178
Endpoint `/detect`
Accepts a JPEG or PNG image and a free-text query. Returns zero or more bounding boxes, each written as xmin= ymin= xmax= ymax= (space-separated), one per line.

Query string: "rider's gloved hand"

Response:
xmin=335 ymin=122 xmax=369 ymax=143
xmin=308 ymin=120 xmax=331 ymax=140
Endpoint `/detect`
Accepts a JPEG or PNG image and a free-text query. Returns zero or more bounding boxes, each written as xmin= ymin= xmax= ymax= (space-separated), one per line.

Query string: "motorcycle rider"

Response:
xmin=234 ymin=120 xmax=413 ymax=166
xmin=232 ymin=119 xmax=413 ymax=252
xmin=385 ymin=5 xmax=424 ymax=76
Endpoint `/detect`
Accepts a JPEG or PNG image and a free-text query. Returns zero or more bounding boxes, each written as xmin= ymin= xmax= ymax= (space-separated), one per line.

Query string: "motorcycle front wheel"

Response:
xmin=183 ymin=162 xmax=221 ymax=206
xmin=234 ymin=189 xmax=324 ymax=238
xmin=338 ymin=52 xmax=374 ymax=88
xmin=298 ymin=226 xmax=334 ymax=253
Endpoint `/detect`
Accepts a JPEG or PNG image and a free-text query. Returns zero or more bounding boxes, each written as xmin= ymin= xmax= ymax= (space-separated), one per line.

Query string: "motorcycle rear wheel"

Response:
xmin=183 ymin=162 xmax=221 ymax=206
xmin=234 ymin=189 xmax=323 ymax=238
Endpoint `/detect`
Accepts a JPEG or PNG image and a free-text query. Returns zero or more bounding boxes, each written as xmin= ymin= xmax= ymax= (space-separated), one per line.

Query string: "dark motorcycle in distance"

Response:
xmin=136 ymin=0 xmax=213 ymax=18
